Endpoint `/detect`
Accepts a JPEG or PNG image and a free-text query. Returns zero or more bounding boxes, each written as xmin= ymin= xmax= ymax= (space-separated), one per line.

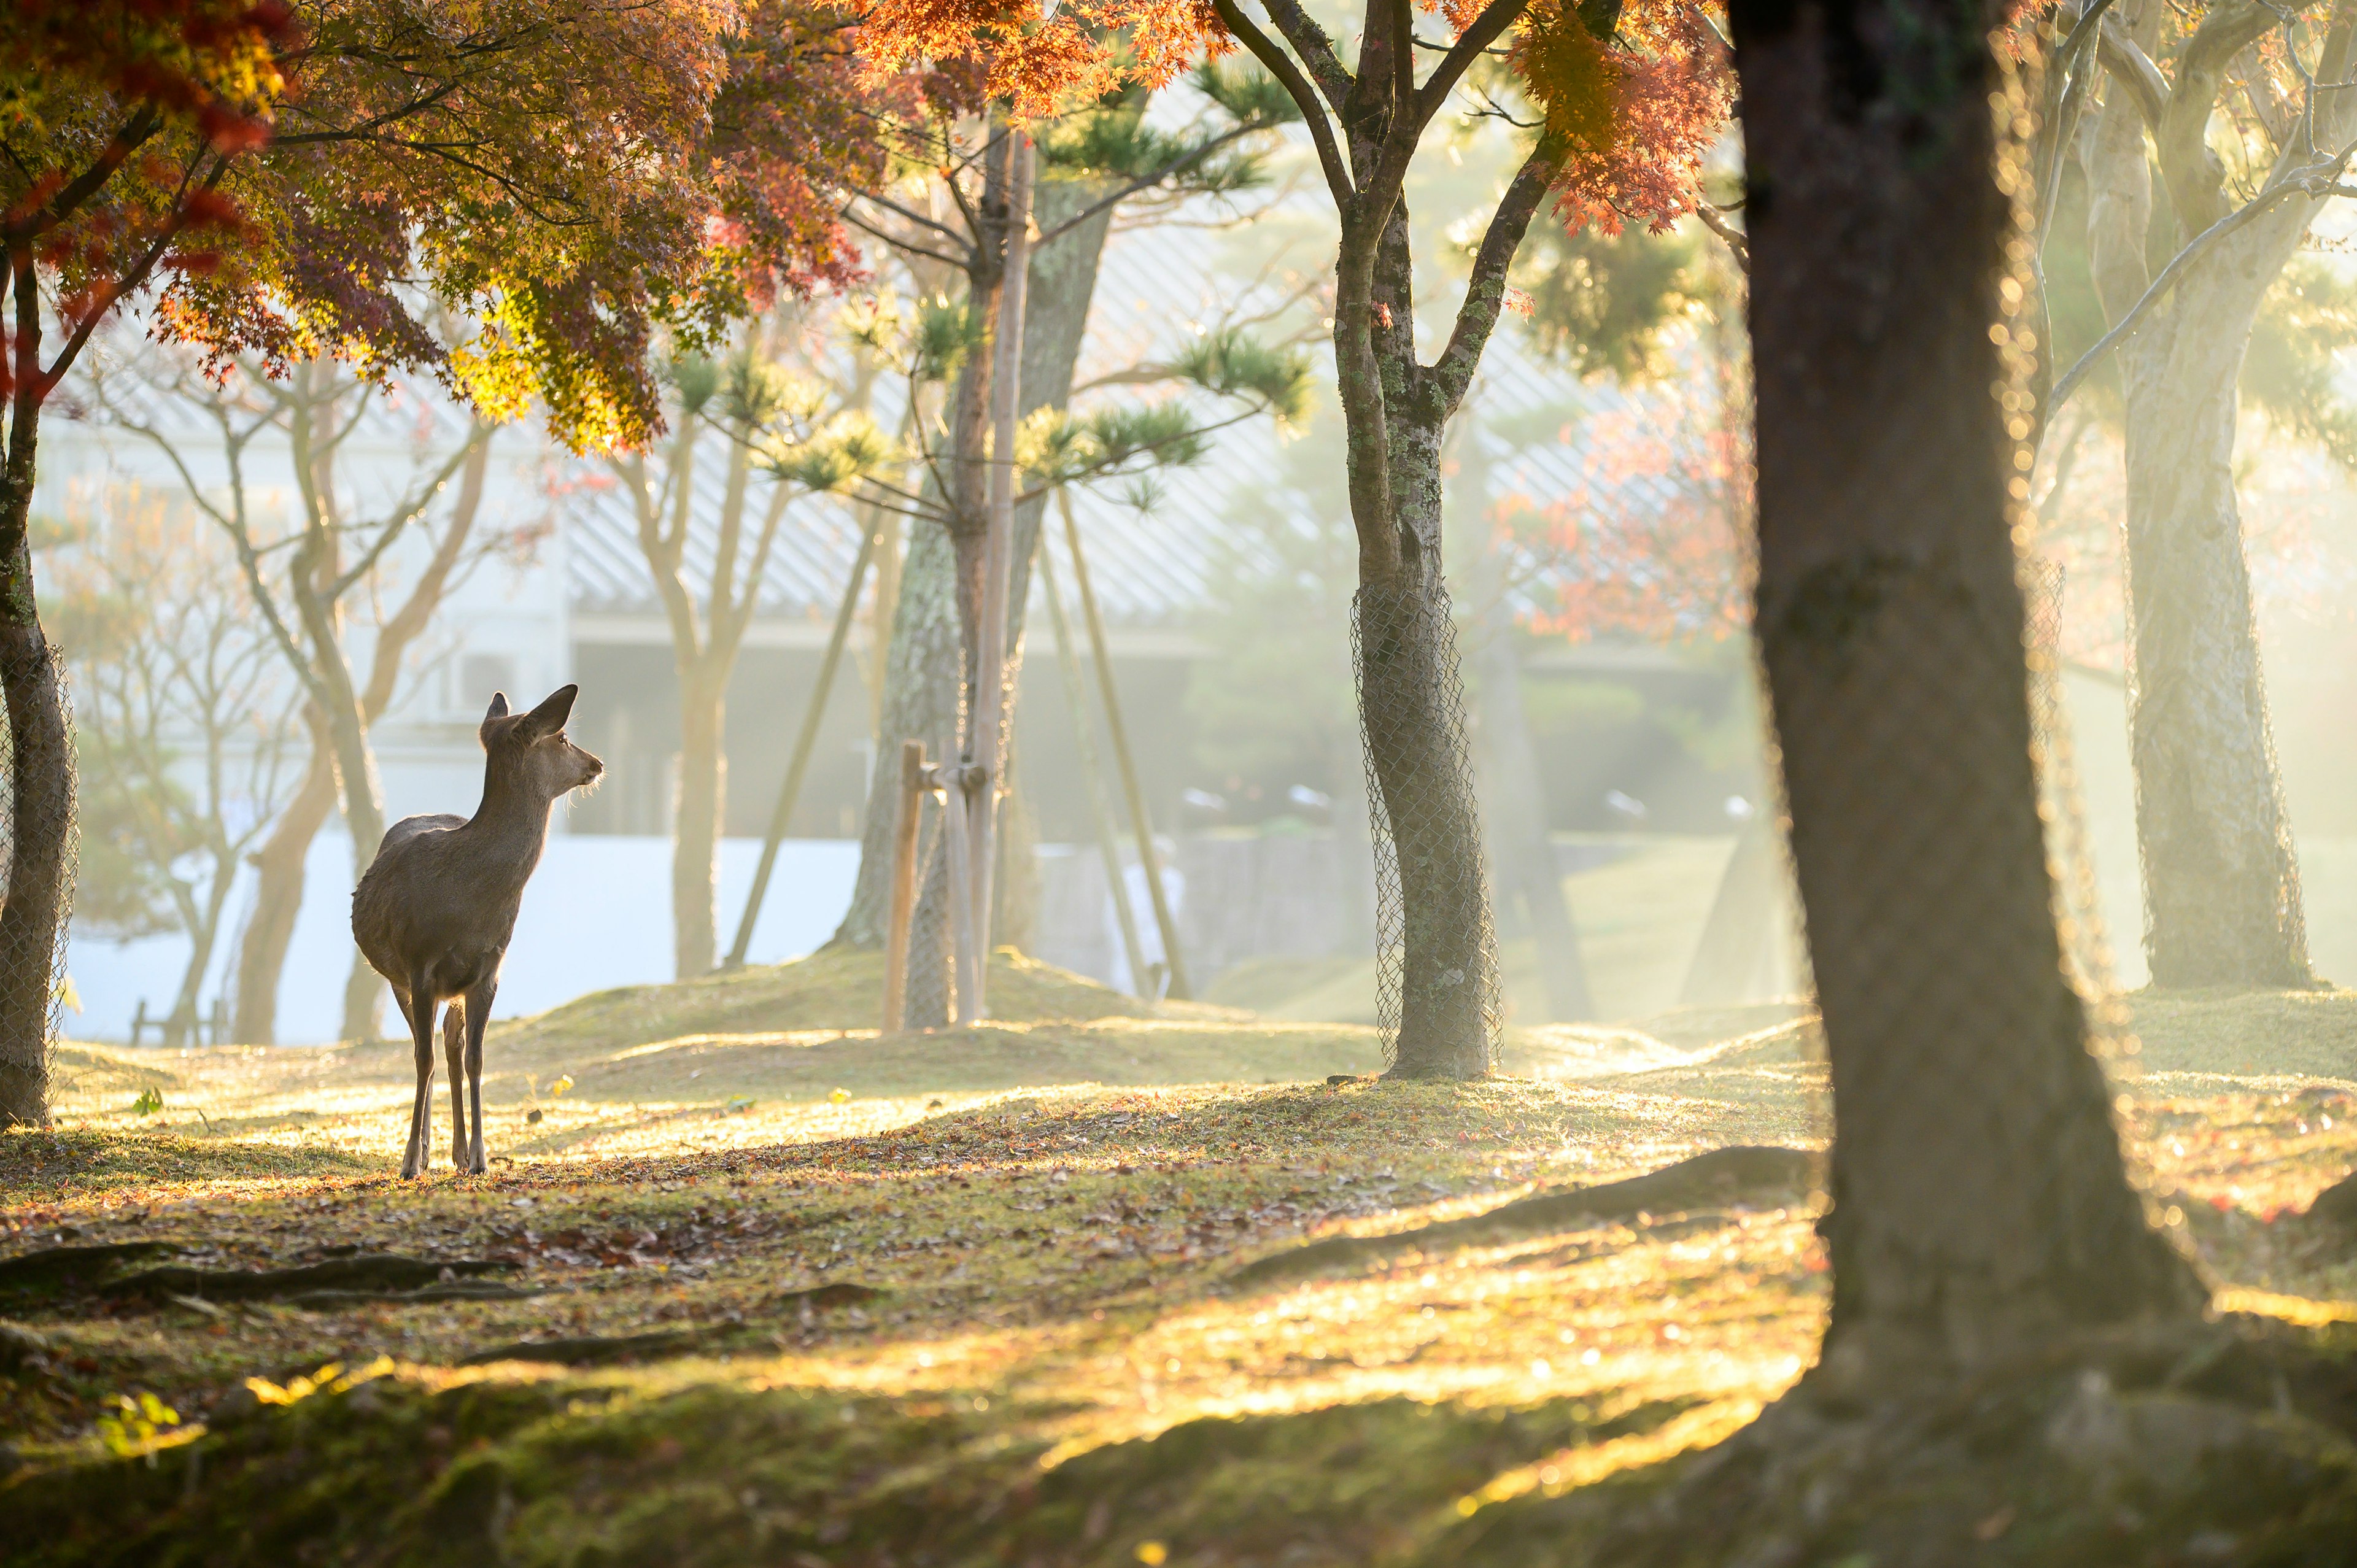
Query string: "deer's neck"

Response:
xmin=465 ymin=773 xmax=557 ymax=873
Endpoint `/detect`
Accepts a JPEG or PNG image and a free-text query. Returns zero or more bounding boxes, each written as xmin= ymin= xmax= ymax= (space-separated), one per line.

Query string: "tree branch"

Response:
xmin=1428 ymin=139 xmax=1569 ymax=414
xmin=1210 ymin=0 xmax=1357 ymax=207
xmin=1417 ymin=0 xmax=1530 ymax=122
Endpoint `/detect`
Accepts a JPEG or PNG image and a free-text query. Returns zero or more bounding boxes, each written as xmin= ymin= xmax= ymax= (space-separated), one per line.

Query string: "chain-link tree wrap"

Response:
xmin=1353 ymin=573 xmax=1500 ymax=1078
xmin=0 ymin=649 xmax=77 ymax=1126
xmin=901 ymin=794 xmax=956 ymax=1029
xmin=1733 ymin=9 xmax=2202 ymax=1373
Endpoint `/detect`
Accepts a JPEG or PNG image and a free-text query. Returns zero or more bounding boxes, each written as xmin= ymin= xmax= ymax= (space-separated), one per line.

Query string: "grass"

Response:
xmin=5 ymin=947 xmax=2356 ymax=1565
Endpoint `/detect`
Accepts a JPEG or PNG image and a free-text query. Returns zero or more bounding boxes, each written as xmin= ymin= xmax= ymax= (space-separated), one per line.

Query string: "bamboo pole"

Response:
xmin=1039 ymin=532 xmax=1151 ymax=994
xmin=1057 ymin=489 xmax=1191 ymax=999
xmin=722 ymin=511 xmax=881 ymax=970
xmin=881 ymin=740 xmax=927 ymax=1033
xmin=966 ymin=125 xmax=1035 ymax=1022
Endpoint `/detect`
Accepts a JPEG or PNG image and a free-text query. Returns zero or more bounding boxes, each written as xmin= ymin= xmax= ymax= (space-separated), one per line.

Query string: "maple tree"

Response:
xmin=1 ymin=0 xmax=885 ymax=1118
xmin=853 ymin=0 xmax=1732 ymax=1072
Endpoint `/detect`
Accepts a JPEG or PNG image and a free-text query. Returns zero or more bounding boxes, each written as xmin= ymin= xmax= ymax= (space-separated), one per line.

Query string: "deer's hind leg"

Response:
xmin=397 ymin=981 xmax=436 ymax=1181
xmin=443 ymin=1000 xmax=468 ymax=1173
xmin=461 ymin=975 xmax=496 ymax=1175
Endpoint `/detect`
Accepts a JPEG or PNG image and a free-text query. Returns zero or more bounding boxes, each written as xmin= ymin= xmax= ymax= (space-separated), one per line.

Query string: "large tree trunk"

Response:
xmin=2080 ymin=2 xmax=2347 ymax=989
xmin=1733 ymin=0 xmax=2202 ymax=1377
xmin=673 ymin=670 xmax=726 ymax=978
xmin=2114 ymin=270 xmax=2315 ymax=987
xmin=832 ymin=180 xmax=1118 ymax=954
xmin=0 ymin=510 xmax=71 ymax=1124
xmin=232 ymin=709 xmax=335 ymax=1045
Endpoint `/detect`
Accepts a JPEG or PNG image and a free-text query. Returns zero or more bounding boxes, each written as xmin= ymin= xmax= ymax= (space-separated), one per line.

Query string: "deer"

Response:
xmin=352 ymin=685 xmax=603 ymax=1178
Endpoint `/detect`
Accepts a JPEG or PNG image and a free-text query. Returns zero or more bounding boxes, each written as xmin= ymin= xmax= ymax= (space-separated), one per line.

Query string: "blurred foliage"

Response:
xmin=1185 ymin=411 xmax=1360 ymax=794
xmin=1511 ymin=220 xmax=1714 ymax=383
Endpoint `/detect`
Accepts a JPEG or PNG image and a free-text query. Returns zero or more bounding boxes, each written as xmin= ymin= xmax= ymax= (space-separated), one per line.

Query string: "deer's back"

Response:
xmin=352 ymin=813 xmax=525 ymax=998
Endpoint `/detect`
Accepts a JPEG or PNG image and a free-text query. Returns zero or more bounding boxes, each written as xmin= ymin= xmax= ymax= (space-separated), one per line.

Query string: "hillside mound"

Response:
xmin=489 ymin=945 xmax=1233 ymax=1059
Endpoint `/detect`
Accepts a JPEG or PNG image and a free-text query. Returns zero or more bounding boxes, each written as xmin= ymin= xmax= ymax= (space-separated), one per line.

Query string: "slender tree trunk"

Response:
xmin=1458 ymin=426 xmax=1592 ymax=1022
xmin=0 ymin=493 xmax=70 ymax=1122
xmin=1358 ymin=555 xmax=1499 ymax=1075
xmin=1352 ymin=213 xmax=1501 ymax=1076
xmin=1680 ymin=811 xmax=1779 ymax=1006
xmin=673 ymin=668 xmax=726 ymax=978
xmin=290 ymin=577 xmax=385 ymax=1042
xmin=1731 ymin=0 xmax=2200 ymax=1378
xmin=833 ymin=180 xmax=1119 ymax=950
xmin=227 ymin=434 xmax=492 ymax=1043
xmin=164 ymin=858 xmax=237 ymax=1048
xmin=2116 ymin=295 xmax=2313 ymax=987
xmin=233 ymin=707 xmax=335 ymax=1044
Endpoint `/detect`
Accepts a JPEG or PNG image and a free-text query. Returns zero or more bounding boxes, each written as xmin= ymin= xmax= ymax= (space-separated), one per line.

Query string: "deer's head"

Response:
xmin=481 ymin=685 xmax=603 ymax=802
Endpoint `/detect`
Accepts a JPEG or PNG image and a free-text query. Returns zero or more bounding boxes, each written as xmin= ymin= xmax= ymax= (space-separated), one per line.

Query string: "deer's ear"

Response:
xmin=521 ymin=684 xmax=578 ymax=738
xmin=480 ymin=692 xmax=510 ymax=746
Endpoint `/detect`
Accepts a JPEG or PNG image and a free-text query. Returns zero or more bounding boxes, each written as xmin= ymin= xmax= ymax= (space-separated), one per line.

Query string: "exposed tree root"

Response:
xmin=1431 ymin=1315 xmax=2357 ymax=1567
xmin=0 ymin=1242 xmax=180 ymax=1294
xmin=1229 ymin=1145 xmax=1821 ymax=1289
xmin=457 ymin=1327 xmax=708 ymax=1367
xmin=102 ymin=1254 xmax=510 ymax=1302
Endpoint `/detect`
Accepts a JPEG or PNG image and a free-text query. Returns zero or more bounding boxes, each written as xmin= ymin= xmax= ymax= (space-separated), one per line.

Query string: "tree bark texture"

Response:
xmin=2080 ymin=0 xmax=2355 ymax=988
xmin=673 ymin=671 xmax=727 ymax=979
xmin=1731 ymin=0 xmax=2202 ymax=1375
xmin=0 ymin=506 xmax=70 ymax=1124
xmin=832 ymin=180 xmax=1118 ymax=958
xmin=1348 ymin=207 xmax=1503 ymax=1078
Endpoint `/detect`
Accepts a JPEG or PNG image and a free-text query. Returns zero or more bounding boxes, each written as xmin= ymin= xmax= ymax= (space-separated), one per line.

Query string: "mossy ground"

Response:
xmin=5 ymin=949 xmax=2356 ymax=1566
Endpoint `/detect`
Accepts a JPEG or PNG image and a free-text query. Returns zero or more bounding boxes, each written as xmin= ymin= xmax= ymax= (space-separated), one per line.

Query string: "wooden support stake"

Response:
xmin=942 ymin=765 xmax=982 ymax=1024
xmin=1059 ymin=490 xmax=1191 ymax=999
xmin=881 ymin=740 xmax=927 ymax=1035
xmin=725 ymin=512 xmax=883 ymax=971
xmin=1039 ymin=528 xmax=1151 ymax=995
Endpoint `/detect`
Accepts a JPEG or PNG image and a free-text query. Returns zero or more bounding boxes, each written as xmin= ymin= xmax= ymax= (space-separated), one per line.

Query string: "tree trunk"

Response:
xmin=1732 ymin=0 xmax=2202 ymax=1377
xmin=164 ymin=854 xmax=238 ymax=1048
xmin=0 ymin=512 xmax=71 ymax=1124
xmin=673 ymin=669 xmax=726 ymax=978
xmin=1458 ymin=427 xmax=1592 ymax=1022
xmin=232 ymin=708 xmax=335 ymax=1044
xmin=832 ymin=180 xmax=1119 ymax=950
xmin=1471 ymin=609 xmax=1592 ymax=1022
xmin=1358 ymin=562 xmax=1500 ymax=1076
xmin=2116 ymin=281 xmax=2313 ymax=987
xmin=308 ymin=636 xmax=385 ymax=1043
xmin=837 ymin=519 xmax=967 ymax=951
xmin=1679 ymin=811 xmax=1780 ymax=1006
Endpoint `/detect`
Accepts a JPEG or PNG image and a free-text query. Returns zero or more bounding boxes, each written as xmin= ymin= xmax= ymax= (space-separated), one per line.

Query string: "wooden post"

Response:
xmin=967 ymin=124 xmax=1035 ymax=1021
xmin=881 ymin=740 xmax=927 ymax=1035
xmin=1039 ymin=528 xmax=1151 ymax=994
xmin=725 ymin=512 xmax=883 ymax=971
xmin=943 ymin=764 xmax=983 ymax=1024
xmin=1059 ymin=490 xmax=1192 ymax=998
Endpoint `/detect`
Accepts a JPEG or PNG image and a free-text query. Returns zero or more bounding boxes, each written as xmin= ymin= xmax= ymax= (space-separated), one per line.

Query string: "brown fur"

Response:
xmin=352 ymin=685 xmax=602 ymax=1177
